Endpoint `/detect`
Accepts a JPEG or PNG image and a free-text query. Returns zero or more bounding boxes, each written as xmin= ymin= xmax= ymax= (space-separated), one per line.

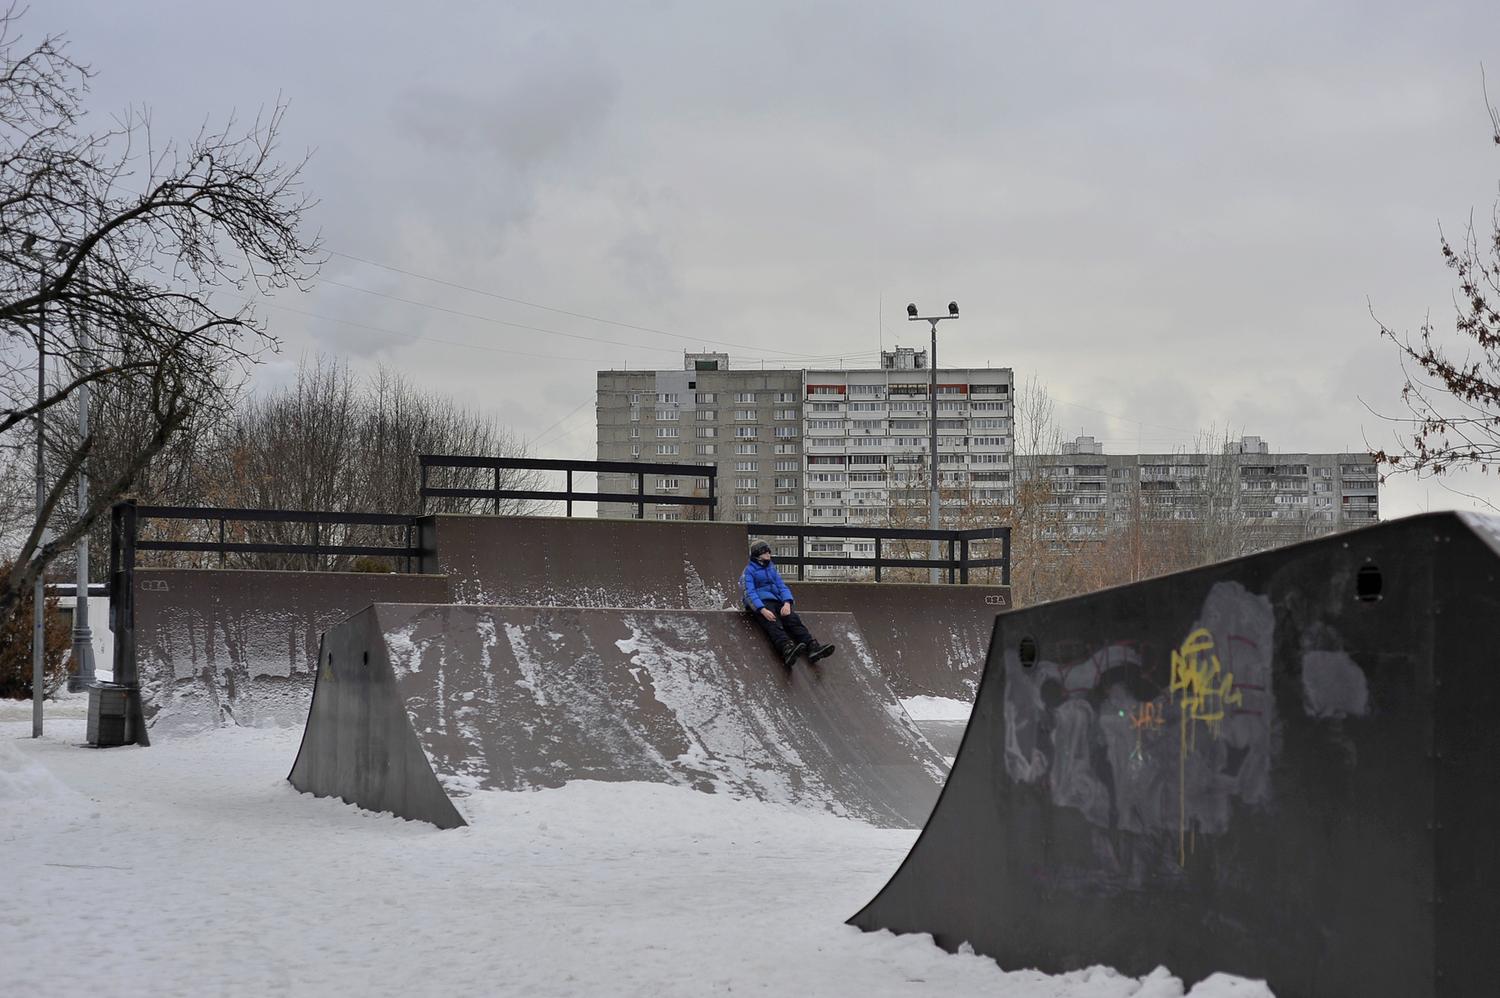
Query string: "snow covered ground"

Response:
xmin=2 ymin=697 xmax=1271 ymax=997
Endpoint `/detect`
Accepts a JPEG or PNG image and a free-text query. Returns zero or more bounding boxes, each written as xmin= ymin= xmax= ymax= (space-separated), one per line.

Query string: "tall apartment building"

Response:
xmin=595 ymin=352 xmax=1017 ymax=557
xmin=1031 ymin=434 xmax=1380 ymax=542
xmin=596 ymin=354 xmax=804 ymax=523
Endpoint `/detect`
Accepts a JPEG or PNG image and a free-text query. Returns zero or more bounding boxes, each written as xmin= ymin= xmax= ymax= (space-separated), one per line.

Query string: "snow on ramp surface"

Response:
xmin=289 ymin=604 xmax=948 ymax=829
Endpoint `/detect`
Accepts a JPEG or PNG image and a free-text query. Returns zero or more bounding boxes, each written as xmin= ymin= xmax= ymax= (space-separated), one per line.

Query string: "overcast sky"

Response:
xmin=42 ymin=0 xmax=1500 ymax=516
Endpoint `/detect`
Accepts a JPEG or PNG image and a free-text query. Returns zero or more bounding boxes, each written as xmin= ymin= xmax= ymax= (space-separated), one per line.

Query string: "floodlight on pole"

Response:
xmin=907 ymin=301 xmax=960 ymax=582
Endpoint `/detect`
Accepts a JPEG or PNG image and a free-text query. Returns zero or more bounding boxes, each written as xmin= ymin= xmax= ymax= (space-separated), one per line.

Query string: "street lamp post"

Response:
xmin=69 ymin=280 xmax=95 ymax=692
xmin=907 ymin=301 xmax=959 ymax=583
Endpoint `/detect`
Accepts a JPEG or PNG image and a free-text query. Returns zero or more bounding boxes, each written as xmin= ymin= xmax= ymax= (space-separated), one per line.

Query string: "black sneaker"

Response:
xmin=807 ymin=642 xmax=836 ymax=663
xmin=781 ymin=641 xmax=806 ymax=667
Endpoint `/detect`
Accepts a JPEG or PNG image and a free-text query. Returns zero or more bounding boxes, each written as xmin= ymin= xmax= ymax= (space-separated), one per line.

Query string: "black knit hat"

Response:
xmin=749 ymin=540 xmax=772 ymax=558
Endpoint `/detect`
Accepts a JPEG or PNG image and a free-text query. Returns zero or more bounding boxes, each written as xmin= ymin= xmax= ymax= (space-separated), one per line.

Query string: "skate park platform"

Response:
xmin=136 ymin=514 xmax=1006 ymax=731
xmin=849 ymin=511 xmax=1500 ymax=998
xmin=288 ymin=604 xmax=949 ymax=829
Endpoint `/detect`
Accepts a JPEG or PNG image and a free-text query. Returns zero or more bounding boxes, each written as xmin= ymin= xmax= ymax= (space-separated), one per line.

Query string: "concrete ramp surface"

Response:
xmin=849 ymin=512 xmax=1500 ymax=997
xmin=289 ymin=604 xmax=948 ymax=829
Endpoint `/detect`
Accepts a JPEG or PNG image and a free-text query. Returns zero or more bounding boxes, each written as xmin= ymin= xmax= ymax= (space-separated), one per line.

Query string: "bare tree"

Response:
xmin=0 ymin=7 xmax=319 ymax=622
xmin=1371 ymin=83 xmax=1500 ymax=505
xmin=184 ymin=357 xmax=544 ymax=570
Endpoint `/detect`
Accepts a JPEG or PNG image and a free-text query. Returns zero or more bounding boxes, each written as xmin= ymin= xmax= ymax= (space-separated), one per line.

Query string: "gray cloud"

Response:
xmin=38 ymin=0 xmax=1500 ymax=514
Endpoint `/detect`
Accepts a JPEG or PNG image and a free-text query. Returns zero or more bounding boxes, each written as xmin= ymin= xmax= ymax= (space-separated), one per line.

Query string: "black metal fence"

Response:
xmin=112 ymin=503 xmax=424 ymax=574
xmin=746 ymin=523 xmax=1010 ymax=585
xmin=419 ymin=454 xmax=719 ymax=520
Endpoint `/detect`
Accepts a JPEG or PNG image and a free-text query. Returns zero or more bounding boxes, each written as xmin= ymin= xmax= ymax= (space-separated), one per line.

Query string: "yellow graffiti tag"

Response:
xmin=1171 ymin=628 xmax=1242 ymax=865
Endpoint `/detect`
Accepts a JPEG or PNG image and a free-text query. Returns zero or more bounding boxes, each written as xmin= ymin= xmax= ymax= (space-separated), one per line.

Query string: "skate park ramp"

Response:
xmin=418 ymin=514 xmax=746 ymax=608
xmin=799 ymin=581 xmax=1007 ymax=700
xmin=289 ymin=604 xmax=949 ymax=829
xmin=135 ymin=568 xmax=449 ymax=732
xmin=137 ymin=513 xmax=1004 ymax=732
xmin=849 ymin=512 xmax=1500 ymax=998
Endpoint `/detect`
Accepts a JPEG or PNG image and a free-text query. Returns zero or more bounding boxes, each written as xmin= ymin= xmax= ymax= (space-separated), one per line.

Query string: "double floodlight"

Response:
xmin=905 ymin=301 xmax=961 ymax=319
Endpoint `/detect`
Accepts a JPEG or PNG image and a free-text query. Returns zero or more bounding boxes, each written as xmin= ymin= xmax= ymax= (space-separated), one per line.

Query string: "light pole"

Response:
xmin=68 ymin=256 xmax=95 ymax=692
xmin=907 ymin=301 xmax=959 ymax=583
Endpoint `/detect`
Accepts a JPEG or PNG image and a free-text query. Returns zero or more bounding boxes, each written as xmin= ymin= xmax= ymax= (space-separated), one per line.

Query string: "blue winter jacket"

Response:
xmin=742 ymin=558 xmax=794 ymax=611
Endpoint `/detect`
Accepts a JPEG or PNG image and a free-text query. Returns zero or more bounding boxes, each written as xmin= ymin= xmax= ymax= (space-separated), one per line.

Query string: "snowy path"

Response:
xmin=2 ymin=701 xmax=1269 ymax=997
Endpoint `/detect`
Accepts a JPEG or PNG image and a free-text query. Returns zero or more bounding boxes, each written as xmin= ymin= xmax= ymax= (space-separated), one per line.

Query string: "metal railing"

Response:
xmin=745 ymin=523 xmax=1010 ymax=584
xmin=419 ymin=454 xmax=718 ymax=520
xmin=112 ymin=503 xmax=423 ymax=573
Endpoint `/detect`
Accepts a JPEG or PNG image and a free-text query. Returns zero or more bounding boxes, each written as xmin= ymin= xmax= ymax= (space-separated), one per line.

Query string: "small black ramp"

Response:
xmin=849 ymin=512 xmax=1500 ymax=998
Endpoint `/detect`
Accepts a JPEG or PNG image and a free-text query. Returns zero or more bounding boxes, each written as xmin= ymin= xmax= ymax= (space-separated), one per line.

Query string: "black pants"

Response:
xmin=749 ymin=599 xmax=816 ymax=651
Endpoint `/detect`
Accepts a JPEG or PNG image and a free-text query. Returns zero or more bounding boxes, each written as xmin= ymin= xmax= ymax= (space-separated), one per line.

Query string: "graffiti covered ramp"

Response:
xmin=289 ymin=604 xmax=948 ymax=829
xmin=849 ymin=512 xmax=1500 ymax=998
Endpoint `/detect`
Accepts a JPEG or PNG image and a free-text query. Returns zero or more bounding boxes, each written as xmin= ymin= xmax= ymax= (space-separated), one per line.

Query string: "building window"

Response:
xmin=655 ymin=427 xmax=679 ymax=438
xmin=775 ymin=460 xmax=798 ymax=472
xmin=774 ymin=408 xmax=798 ymax=420
xmin=736 ymin=477 xmax=757 ymax=490
xmin=772 ymin=443 xmax=798 ymax=455
xmin=775 ymin=391 xmax=798 ymax=403
xmin=656 ymin=408 xmax=680 ymax=421
xmin=734 ymin=409 xmax=757 ymax=421
xmin=696 ymin=427 xmax=717 ymax=438
xmin=697 ymin=409 xmax=717 ymax=421
xmin=849 ymin=384 xmax=884 ymax=397
xmin=656 ymin=478 xmax=680 ymax=490
xmin=735 ymin=461 xmax=758 ymax=472
xmin=696 ymin=392 xmax=717 ymax=404
xmin=696 ymin=444 xmax=717 ymax=456
xmin=733 ymin=392 xmax=756 ymax=403
xmin=735 ymin=426 xmax=758 ymax=438
xmin=657 ymin=392 xmax=679 ymax=404
xmin=775 ymin=477 xmax=797 ymax=489
xmin=969 ymin=383 xmax=1007 ymax=395
xmin=775 ymin=494 xmax=796 ymax=506
xmin=630 ymin=392 xmax=642 ymax=404
xmin=735 ymin=443 xmax=758 ymax=455
xmin=629 ymin=426 xmax=640 ymax=439
xmin=775 ymin=511 xmax=796 ymax=523
xmin=656 ymin=444 xmax=679 ymax=455
xmin=734 ymin=495 xmax=757 ymax=507
xmin=774 ymin=426 xmax=797 ymax=439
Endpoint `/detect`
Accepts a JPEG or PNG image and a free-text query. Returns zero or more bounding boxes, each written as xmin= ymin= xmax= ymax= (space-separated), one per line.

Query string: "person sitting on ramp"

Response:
xmin=742 ymin=540 xmax=836 ymax=667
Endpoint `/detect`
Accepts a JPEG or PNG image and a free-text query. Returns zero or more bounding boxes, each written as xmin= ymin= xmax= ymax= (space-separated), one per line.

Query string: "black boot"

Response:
xmin=807 ymin=641 xmax=836 ymax=663
xmin=781 ymin=641 xmax=806 ymax=667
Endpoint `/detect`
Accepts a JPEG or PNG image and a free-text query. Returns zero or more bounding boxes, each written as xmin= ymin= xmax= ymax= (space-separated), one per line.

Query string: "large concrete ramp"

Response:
xmin=849 ymin=512 xmax=1500 ymax=997
xmin=419 ymin=515 xmax=747 ymax=608
xmin=290 ymin=604 xmax=948 ymax=828
xmin=800 ymin=581 xmax=1008 ymax=699
xmin=135 ymin=568 xmax=449 ymax=732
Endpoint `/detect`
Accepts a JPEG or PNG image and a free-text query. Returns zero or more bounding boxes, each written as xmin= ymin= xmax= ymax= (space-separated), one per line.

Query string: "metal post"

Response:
xmin=493 ymin=466 xmax=501 ymax=515
xmin=310 ymin=520 xmax=319 ymax=571
xmin=33 ymin=285 xmax=46 ymax=736
xmin=69 ymin=301 xmax=95 ymax=691
xmin=929 ymin=319 xmax=939 ymax=584
xmin=636 ymin=472 xmax=645 ymax=519
xmin=218 ymin=517 xmax=226 ymax=567
xmin=117 ymin=500 xmax=147 ymax=746
xmin=1002 ymin=529 xmax=1012 ymax=586
xmin=874 ymin=536 xmax=882 ymax=582
xmin=566 ymin=469 xmax=573 ymax=518
xmin=797 ymin=531 xmax=805 ymax=581
xmin=960 ymin=536 xmax=970 ymax=585
xmin=419 ymin=461 xmax=428 ymax=515
xmin=708 ymin=472 xmax=717 ymax=521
